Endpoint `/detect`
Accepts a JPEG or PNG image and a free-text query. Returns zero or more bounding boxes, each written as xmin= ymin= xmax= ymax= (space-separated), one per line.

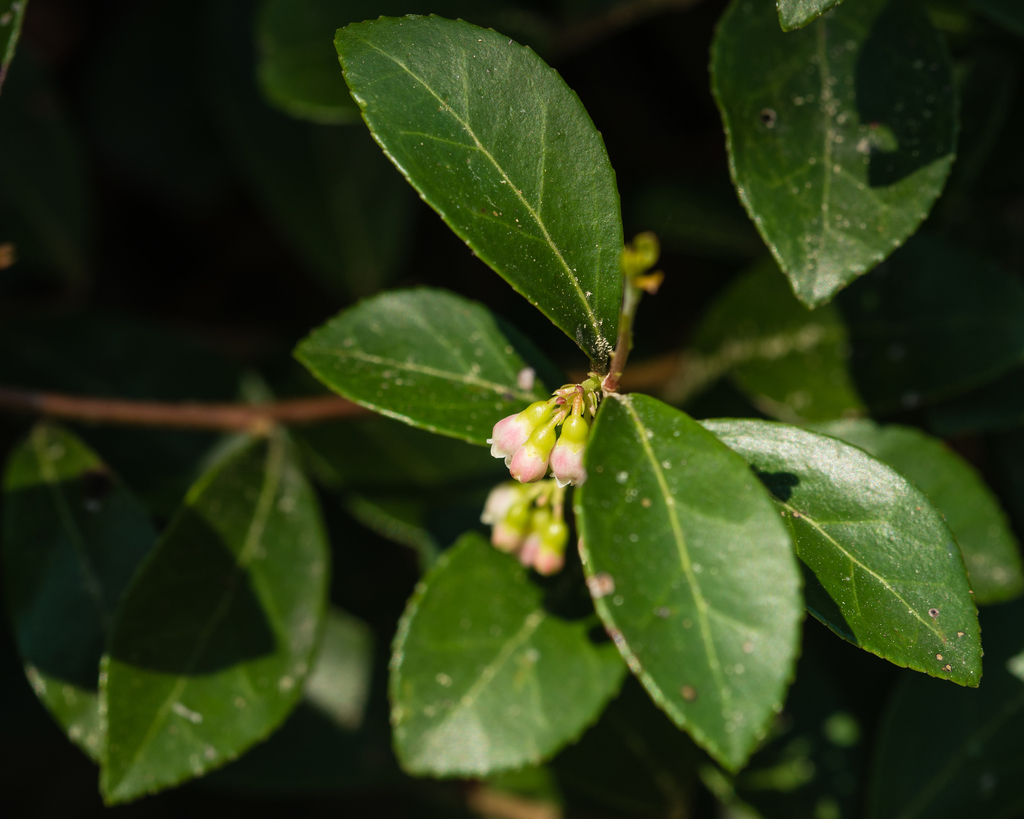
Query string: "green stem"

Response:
xmin=601 ymin=280 xmax=643 ymax=394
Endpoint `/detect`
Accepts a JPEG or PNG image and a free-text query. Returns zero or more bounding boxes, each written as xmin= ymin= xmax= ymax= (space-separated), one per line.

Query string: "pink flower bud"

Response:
xmin=480 ymin=482 xmax=521 ymax=525
xmin=517 ymin=507 xmax=549 ymax=567
xmin=491 ymin=500 xmax=532 ymax=553
xmin=533 ymin=517 xmax=569 ymax=576
xmin=550 ymin=413 xmax=589 ymax=488
xmin=509 ymin=418 xmax=558 ymax=483
xmin=487 ymin=400 xmax=553 ymax=465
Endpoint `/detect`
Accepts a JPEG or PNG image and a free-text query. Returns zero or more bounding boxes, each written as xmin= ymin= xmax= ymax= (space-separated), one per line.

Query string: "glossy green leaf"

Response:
xmin=390 ymin=532 xmax=625 ymax=777
xmin=336 ymin=15 xmax=624 ymax=366
xmin=2 ymin=424 xmax=156 ymax=761
xmin=838 ymin=236 xmax=1024 ymax=412
xmin=296 ymin=288 xmax=548 ymax=445
xmin=777 ymin=0 xmax=847 ymax=31
xmin=0 ymin=53 xmax=91 ymax=285
xmin=576 ymin=394 xmax=803 ymax=771
xmin=687 ymin=259 xmax=864 ymax=421
xmin=100 ymin=434 xmax=329 ymax=804
xmin=810 ymin=419 xmax=1024 ymax=605
xmin=868 ymin=600 xmax=1024 ymax=819
xmin=0 ymin=0 xmax=27 ymax=92
xmin=703 ymin=419 xmax=982 ymax=686
xmin=208 ymin=0 xmax=414 ymax=297
xmin=711 ymin=0 xmax=956 ymax=306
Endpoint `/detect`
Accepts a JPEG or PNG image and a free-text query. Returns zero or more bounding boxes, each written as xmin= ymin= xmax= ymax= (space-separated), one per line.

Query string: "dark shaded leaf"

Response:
xmin=390 ymin=532 xmax=625 ymax=777
xmin=973 ymin=0 xmax=1024 ymax=35
xmin=207 ymin=0 xmax=415 ymax=297
xmin=927 ymin=365 xmax=1024 ymax=437
xmin=2 ymin=423 xmax=156 ymax=760
xmin=868 ymin=600 xmax=1024 ymax=819
xmin=810 ymin=419 xmax=1024 ymax=605
xmin=296 ymin=288 xmax=548 ymax=445
xmin=336 ymin=15 xmax=624 ymax=365
xmin=703 ymin=419 xmax=982 ymax=686
xmin=576 ymin=394 xmax=802 ymax=771
xmin=711 ymin=0 xmax=955 ymax=306
xmin=100 ymin=434 xmax=329 ymax=803
xmin=686 ymin=259 xmax=864 ymax=421
xmin=838 ymin=236 xmax=1024 ymax=412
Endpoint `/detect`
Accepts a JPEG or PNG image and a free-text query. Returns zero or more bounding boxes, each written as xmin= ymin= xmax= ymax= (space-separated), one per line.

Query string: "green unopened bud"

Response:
xmin=621 ymin=232 xmax=660 ymax=278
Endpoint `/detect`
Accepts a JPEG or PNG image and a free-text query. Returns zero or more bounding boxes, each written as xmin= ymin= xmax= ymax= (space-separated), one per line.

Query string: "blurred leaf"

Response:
xmin=628 ymin=182 xmax=766 ymax=263
xmin=927 ymin=365 xmax=1024 ymax=436
xmin=777 ymin=0 xmax=847 ymax=31
xmin=207 ymin=0 xmax=415 ymax=297
xmin=2 ymin=423 xmax=156 ymax=761
xmin=297 ymin=414 xmax=504 ymax=490
xmin=838 ymin=236 xmax=1024 ymax=412
xmin=0 ymin=53 xmax=91 ymax=286
xmin=0 ymin=0 xmax=27 ymax=93
xmin=810 ymin=419 xmax=1024 ymax=605
xmin=703 ymin=419 xmax=982 ymax=686
xmin=296 ymin=288 xmax=548 ymax=445
xmin=552 ymin=675 xmax=699 ymax=817
xmin=0 ymin=315 xmax=242 ymax=513
xmin=345 ymin=493 xmax=440 ymax=571
xmin=973 ymin=0 xmax=1024 ymax=35
xmin=731 ymin=661 xmax=865 ymax=819
xmin=206 ymin=607 xmax=397 ymax=793
xmin=390 ymin=532 xmax=625 ymax=777
xmin=868 ymin=599 xmax=1024 ymax=819
xmin=85 ymin=0 xmax=231 ymax=211
xmin=336 ymin=15 xmax=624 ymax=366
xmin=100 ymin=434 xmax=329 ymax=804
xmin=576 ymin=394 xmax=802 ymax=772
xmin=711 ymin=0 xmax=955 ymax=306
xmin=686 ymin=259 xmax=864 ymax=421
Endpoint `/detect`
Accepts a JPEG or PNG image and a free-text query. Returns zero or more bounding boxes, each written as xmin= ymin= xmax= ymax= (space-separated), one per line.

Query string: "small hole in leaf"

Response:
xmin=760 ymin=108 xmax=777 ymax=128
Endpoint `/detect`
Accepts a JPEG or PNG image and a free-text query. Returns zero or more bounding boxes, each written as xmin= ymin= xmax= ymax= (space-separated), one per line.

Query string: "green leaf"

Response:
xmin=0 ymin=0 xmax=28 ymax=92
xmin=336 ymin=15 xmax=624 ymax=366
xmin=868 ymin=600 xmax=1024 ymax=819
xmin=809 ymin=419 xmax=1024 ymax=605
xmin=0 ymin=53 xmax=91 ymax=286
xmin=777 ymin=0 xmax=847 ymax=31
xmin=685 ymin=258 xmax=864 ymax=421
xmin=838 ymin=236 xmax=1024 ymax=412
xmin=703 ymin=419 xmax=983 ymax=686
xmin=973 ymin=0 xmax=1024 ymax=36
xmin=296 ymin=287 xmax=549 ymax=445
xmin=576 ymin=394 xmax=803 ymax=771
xmin=302 ymin=607 xmax=374 ymax=731
xmin=207 ymin=0 xmax=415 ymax=297
xmin=2 ymin=423 xmax=156 ymax=761
xmin=711 ymin=0 xmax=956 ymax=306
xmin=100 ymin=434 xmax=329 ymax=804
xmin=390 ymin=532 xmax=626 ymax=777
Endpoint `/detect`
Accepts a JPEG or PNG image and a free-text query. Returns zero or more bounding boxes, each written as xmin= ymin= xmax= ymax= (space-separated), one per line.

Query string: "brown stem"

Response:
xmin=0 ymin=386 xmax=370 ymax=433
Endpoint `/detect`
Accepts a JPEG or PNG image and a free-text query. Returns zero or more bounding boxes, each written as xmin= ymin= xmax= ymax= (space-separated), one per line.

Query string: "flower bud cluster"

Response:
xmin=481 ymin=480 xmax=569 ymax=575
xmin=487 ymin=378 xmax=599 ymax=488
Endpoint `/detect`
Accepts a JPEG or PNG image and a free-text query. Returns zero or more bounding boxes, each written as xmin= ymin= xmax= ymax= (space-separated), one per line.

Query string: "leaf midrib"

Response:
xmin=615 ymin=395 xmax=730 ymax=712
xmin=346 ymin=29 xmax=605 ymax=346
xmin=107 ymin=437 xmax=285 ymax=795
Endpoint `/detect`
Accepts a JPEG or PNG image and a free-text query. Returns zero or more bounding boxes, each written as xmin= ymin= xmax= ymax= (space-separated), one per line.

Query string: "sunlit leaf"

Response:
xmin=712 ymin=0 xmax=955 ymax=306
xmin=577 ymin=394 xmax=803 ymax=771
xmin=336 ymin=15 xmax=624 ymax=366
xmin=391 ymin=532 xmax=625 ymax=776
xmin=704 ymin=419 xmax=982 ymax=686
xmin=777 ymin=0 xmax=847 ymax=31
